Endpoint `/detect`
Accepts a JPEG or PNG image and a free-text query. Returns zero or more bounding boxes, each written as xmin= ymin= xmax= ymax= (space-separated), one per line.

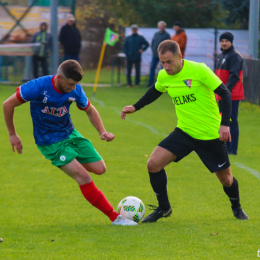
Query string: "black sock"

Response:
xmin=223 ymin=177 xmax=241 ymax=210
xmin=149 ymin=169 xmax=170 ymax=210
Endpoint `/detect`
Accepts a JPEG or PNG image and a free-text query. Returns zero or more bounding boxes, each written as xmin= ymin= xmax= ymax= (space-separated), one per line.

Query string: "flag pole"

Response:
xmin=92 ymin=41 xmax=107 ymax=98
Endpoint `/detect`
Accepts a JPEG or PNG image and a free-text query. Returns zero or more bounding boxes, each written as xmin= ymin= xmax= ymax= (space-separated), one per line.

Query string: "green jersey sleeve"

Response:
xmin=155 ymin=70 xmax=167 ymax=92
xmin=197 ymin=63 xmax=222 ymax=91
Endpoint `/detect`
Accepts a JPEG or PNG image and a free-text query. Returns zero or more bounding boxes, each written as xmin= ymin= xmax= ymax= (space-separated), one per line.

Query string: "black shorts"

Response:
xmin=158 ymin=128 xmax=230 ymax=173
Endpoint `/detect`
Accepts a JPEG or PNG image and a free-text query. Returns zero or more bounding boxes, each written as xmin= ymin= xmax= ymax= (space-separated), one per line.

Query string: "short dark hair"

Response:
xmin=173 ymin=21 xmax=181 ymax=27
xmin=58 ymin=60 xmax=84 ymax=82
xmin=40 ymin=22 xmax=48 ymax=30
xmin=157 ymin=40 xmax=180 ymax=56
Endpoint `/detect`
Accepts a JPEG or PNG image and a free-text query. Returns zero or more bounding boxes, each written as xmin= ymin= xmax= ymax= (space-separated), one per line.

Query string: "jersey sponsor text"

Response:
xmin=41 ymin=106 xmax=68 ymax=117
xmin=172 ymin=94 xmax=196 ymax=105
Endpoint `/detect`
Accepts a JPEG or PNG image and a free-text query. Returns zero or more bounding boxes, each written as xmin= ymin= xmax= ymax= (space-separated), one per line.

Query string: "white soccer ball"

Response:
xmin=117 ymin=196 xmax=145 ymax=222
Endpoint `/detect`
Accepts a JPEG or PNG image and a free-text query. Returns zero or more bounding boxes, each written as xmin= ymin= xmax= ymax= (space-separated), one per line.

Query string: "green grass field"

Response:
xmin=4 ymin=66 xmax=149 ymax=87
xmin=1 ymin=85 xmax=260 ymax=259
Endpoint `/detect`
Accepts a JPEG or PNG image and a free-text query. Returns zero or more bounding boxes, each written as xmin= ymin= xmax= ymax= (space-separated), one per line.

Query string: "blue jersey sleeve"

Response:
xmin=76 ymin=86 xmax=90 ymax=110
xmin=16 ymin=79 xmax=40 ymax=102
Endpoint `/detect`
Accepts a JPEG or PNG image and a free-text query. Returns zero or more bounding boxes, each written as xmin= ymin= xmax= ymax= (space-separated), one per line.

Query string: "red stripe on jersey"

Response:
xmin=77 ymin=99 xmax=91 ymax=111
xmin=16 ymin=87 xmax=26 ymax=103
xmin=86 ymin=99 xmax=91 ymax=109
xmin=52 ymin=76 xmax=63 ymax=93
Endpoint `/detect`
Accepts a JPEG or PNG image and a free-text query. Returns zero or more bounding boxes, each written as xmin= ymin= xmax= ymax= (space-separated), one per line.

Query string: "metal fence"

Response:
xmin=124 ymin=27 xmax=249 ymax=74
xmin=243 ymin=58 xmax=260 ymax=105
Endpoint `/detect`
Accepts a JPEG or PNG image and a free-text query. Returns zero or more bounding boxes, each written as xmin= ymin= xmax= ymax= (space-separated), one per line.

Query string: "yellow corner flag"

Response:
xmin=92 ymin=28 xmax=119 ymax=97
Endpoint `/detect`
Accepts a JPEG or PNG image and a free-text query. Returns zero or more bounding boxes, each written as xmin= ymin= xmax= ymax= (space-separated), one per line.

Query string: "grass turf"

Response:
xmin=4 ymin=66 xmax=149 ymax=87
xmin=0 ymin=85 xmax=260 ymax=259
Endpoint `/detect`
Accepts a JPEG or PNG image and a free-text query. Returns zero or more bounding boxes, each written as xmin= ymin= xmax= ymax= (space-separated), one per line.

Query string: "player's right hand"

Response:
xmin=121 ymin=106 xmax=136 ymax=120
xmin=9 ymin=133 xmax=23 ymax=154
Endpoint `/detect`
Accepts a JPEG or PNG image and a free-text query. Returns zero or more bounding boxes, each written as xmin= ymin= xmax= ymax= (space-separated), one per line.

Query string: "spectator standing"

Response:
xmin=31 ymin=22 xmax=52 ymax=78
xmin=171 ymin=21 xmax=187 ymax=57
xmin=215 ymin=32 xmax=244 ymax=155
xmin=123 ymin=24 xmax=149 ymax=87
xmin=148 ymin=21 xmax=170 ymax=87
xmin=59 ymin=14 xmax=81 ymax=62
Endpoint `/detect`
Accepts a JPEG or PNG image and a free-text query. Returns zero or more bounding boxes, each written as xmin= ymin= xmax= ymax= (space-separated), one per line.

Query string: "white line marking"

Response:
xmin=234 ymin=163 xmax=260 ymax=180
xmin=91 ymin=97 xmax=168 ymax=137
xmin=111 ymin=107 xmax=167 ymax=136
xmin=91 ymin=97 xmax=106 ymax=107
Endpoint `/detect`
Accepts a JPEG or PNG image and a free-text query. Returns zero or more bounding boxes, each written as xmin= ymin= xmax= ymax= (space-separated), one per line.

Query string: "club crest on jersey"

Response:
xmin=183 ymin=79 xmax=192 ymax=88
xmin=68 ymin=97 xmax=76 ymax=102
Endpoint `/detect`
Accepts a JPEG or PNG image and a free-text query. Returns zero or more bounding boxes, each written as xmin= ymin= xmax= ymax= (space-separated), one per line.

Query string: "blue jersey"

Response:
xmin=16 ymin=75 xmax=90 ymax=146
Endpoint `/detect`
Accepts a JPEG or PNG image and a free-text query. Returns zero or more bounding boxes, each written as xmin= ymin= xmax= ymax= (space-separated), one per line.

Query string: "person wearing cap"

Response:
xmin=31 ymin=22 xmax=52 ymax=78
xmin=123 ymin=24 xmax=149 ymax=87
xmin=171 ymin=21 xmax=187 ymax=57
xmin=215 ymin=32 xmax=244 ymax=155
xmin=59 ymin=13 xmax=81 ymax=62
xmin=148 ymin=21 xmax=170 ymax=87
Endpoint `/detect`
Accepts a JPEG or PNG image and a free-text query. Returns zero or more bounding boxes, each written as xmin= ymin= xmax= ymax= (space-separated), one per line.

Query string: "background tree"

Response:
xmin=115 ymin=0 xmax=227 ymax=28
xmin=216 ymin=0 xmax=249 ymax=29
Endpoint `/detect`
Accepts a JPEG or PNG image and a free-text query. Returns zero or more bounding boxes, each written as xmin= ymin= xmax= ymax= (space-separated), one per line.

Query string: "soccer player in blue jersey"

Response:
xmin=3 ymin=60 xmax=137 ymax=226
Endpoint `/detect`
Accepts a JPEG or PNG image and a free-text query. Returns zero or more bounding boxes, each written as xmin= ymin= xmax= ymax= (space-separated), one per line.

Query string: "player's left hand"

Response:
xmin=100 ymin=132 xmax=115 ymax=142
xmin=9 ymin=133 xmax=23 ymax=154
xmin=219 ymin=125 xmax=231 ymax=143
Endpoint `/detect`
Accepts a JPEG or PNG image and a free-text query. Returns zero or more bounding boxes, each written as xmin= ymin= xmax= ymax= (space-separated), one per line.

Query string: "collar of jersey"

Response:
xmin=168 ymin=59 xmax=185 ymax=77
xmin=52 ymin=75 xmax=63 ymax=93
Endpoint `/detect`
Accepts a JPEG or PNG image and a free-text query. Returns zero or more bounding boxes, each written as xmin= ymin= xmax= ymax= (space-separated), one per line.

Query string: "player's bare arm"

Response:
xmin=3 ymin=93 xmax=24 ymax=154
xmin=85 ymin=103 xmax=115 ymax=142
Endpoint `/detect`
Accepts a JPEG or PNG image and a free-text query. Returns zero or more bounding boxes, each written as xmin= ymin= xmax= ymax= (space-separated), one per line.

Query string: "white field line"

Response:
xmin=91 ymin=97 xmax=168 ymax=137
xmin=111 ymin=107 xmax=168 ymax=137
xmin=91 ymin=97 xmax=106 ymax=107
xmin=81 ymin=83 xmax=112 ymax=87
xmin=234 ymin=163 xmax=260 ymax=180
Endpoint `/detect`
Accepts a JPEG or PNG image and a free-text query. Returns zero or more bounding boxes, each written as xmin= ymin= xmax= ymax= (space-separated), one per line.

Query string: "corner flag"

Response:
xmin=92 ymin=28 xmax=119 ymax=97
xmin=104 ymin=28 xmax=119 ymax=46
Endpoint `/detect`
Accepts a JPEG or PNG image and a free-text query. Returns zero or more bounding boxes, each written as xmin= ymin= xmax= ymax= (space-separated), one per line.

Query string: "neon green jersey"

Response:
xmin=155 ymin=59 xmax=222 ymax=140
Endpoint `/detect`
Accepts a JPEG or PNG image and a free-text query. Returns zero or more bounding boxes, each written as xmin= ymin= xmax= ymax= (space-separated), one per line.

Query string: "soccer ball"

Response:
xmin=117 ymin=196 xmax=145 ymax=222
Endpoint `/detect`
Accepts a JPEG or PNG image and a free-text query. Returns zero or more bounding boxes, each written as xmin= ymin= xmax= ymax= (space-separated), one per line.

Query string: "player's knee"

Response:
xmin=221 ymin=175 xmax=233 ymax=187
xmin=94 ymin=165 xmax=107 ymax=175
xmin=147 ymin=159 xmax=161 ymax=173
xmin=75 ymin=170 xmax=92 ymax=185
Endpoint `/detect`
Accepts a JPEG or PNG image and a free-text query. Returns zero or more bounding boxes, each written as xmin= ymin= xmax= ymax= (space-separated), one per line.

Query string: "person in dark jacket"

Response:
xmin=148 ymin=21 xmax=170 ymax=86
xmin=31 ymin=22 xmax=52 ymax=78
xmin=59 ymin=14 xmax=81 ymax=62
xmin=123 ymin=24 xmax=149 ymax=87
xmin=215 ymin=32 xmax=244 ymax=155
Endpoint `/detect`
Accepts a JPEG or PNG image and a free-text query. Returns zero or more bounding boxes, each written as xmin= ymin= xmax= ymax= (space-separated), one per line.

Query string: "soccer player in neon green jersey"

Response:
xmin=121 ymin=40 xmax=249 ymax=222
